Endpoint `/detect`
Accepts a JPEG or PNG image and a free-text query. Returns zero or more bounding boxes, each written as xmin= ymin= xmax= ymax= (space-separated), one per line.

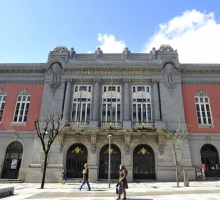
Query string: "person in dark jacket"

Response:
xmin=116 ymin=164 xmax=128 ymax=200
xmin=78 ymin=163 xmax=91 ymax=191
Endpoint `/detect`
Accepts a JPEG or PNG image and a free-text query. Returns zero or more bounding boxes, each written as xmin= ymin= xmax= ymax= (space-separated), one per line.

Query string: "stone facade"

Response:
xmin=0 ymin=45 xmax=220 ymax=182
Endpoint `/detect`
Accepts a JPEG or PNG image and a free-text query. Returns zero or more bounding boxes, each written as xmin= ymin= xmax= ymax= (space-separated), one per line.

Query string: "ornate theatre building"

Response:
xmin=0 ymin=45 xmax=220 ymax=182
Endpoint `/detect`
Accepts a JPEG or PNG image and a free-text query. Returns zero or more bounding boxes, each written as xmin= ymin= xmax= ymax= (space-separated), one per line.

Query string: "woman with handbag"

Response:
xmin=116 ymin=164 xmax=128 ymax=200
xmin=78 ymin=163 xmax=91 ymax=191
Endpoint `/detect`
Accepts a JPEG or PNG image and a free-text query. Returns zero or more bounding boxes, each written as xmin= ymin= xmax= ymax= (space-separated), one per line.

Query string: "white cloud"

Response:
xmin=142 ymin=9 xmax=220 ymax=63
xmin=96 ymin=34 xmax=126 ymax=53
xmin=87 ymin=50 xmax=92 ymax=54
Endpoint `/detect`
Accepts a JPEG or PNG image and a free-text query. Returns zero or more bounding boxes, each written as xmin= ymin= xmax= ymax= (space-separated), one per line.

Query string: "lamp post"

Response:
xmin=107 ymin=134 xmax=112 ymax=188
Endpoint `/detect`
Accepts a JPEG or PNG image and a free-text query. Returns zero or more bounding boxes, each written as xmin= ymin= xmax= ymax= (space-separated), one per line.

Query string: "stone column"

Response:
xmin=90 ymin=78 xmax=100 ymax=127
xmin=63 ymin=79 xmax=72 ymax=121
xmin=152 ymin=79 xmax=160 ymax=121
xmin=123 ymin=79 xmax=131 ymax=129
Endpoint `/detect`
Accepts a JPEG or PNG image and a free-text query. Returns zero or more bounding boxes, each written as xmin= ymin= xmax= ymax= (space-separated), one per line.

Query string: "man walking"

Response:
xmin=79 ymin=163 xmax=91 ymax=191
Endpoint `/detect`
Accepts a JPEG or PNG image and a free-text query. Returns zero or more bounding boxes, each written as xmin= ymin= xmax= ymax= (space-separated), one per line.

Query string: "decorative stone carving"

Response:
xmin=90 ymin=134 xmax=97 ymax=154
xmin=123 ymin=47 xmax=130 ymax=59
xmin=152 ymin=79 xmax=159 ymax=84
xmin=18 ymin=89 xmax=31 ymax=95
xmin=69 ymin=47 xmax=76 ymax=59
xmin=53 ymin=46 xmax=68 ymax=52
xmin=206 ymin=136 xmax=211 ymax=144
xmin=151 ymin=47 xmax=157 ymax=59
xmin=123 ymin=78 xmax=130 ymax=83
xmin=159 ymin=45 xmax=177 ymax=53
xmin=0 ymin=88 xmax=7 ymax=95
xmin=124 ymin=134 xmax=131 ymax=154
xmin=14 ymin=133 xmax=18 ymax=141
xmin=141 ymin=134 xmax=147 ymax=144
xmin=194 ymin=90 xmax=209 ymax=97
xmin=48 ymin=62 xmax=63 ymax=91
xmin=75 ymin=133 xmax=80 ymax=142
xmin=125 ymin=144 xmax=130 ymax=154
xmin=158 ymin=135 xmax=165 ymax=155
xmin=58 ymin=134 xmax=64 ymax=152
xmin=161 ymin=63 xmax=178 ymax=95
xmin=95 ymin=47 xmax=103 ymax=59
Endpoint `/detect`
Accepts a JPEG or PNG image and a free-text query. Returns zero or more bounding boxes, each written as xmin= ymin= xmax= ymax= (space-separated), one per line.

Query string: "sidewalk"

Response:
xmin=0 ymin=181 xmax=220 ymax=200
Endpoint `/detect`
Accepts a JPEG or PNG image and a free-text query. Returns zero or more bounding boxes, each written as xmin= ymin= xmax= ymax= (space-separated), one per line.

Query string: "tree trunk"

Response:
xmin=41 ymin=151 xmax=48 ymax=189
xmin=173 ymin=144 xmax=179 ymax=187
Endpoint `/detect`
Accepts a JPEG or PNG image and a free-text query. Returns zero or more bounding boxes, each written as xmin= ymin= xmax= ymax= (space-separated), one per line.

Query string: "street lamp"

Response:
xmin=107 ymin=134 xmax=112 ymax=188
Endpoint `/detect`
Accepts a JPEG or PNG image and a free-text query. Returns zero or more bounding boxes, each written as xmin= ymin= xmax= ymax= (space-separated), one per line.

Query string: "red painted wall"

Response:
xmin=0 ymin=84 xmax=44 ymax=131
xmin=182 ymin=85 xmax=220 ymax=133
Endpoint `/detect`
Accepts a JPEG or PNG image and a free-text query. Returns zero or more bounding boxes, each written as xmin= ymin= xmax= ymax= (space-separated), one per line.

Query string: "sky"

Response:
xmin=0 ymin=0 xmax=220 ymax=64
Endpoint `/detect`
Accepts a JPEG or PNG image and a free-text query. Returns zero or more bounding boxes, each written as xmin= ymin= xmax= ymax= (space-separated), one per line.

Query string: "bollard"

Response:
xmin=183 ymin=170 xmax=189 ymax=187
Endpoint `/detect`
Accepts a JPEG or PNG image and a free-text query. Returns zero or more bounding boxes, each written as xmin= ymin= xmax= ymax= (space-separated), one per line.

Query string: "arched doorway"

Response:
xmin=99 ymin=144 xmax=121 ymax=179
xmin=1 ymin=141 xmax=23 ymax=179
xmin=201 ymin=144 xmax=220 ymax=177
xmin=66 ymin=143 xmax=87 ymax=178
xmin=133 ymin=144 xmax=155 ymax=179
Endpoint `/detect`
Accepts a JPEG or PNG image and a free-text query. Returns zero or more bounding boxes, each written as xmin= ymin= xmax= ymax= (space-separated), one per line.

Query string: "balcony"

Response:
xmin=132 ymin=121 xmax=156 ymax=132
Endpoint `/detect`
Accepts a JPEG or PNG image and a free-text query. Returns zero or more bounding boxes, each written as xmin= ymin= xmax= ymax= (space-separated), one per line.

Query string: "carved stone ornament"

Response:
xmin=53 ymin=46 xmax=68 ymax=52
xmin=48 ymin=63 xmax=64 ymax=91
xmin=158 ymin=135 xmax=165 ymax=155
xmin=18 ymin=89 xmax=31 ymax=95
xmin=194 ymin=90 xmax=209 ymax=97
xmin=95 ymin=47 xmax=103 ymax=59
xmin=75 ymin=133 xmax=80 ymax=143
xmin=124 ymin=134 xmax=131 ymax=154
xmin=14 ymin=133 xmax=18 ymax=141
xmin=161 ymin=63 xmax=177 ymax=95
xmin=123 ymin=47 xmax=130 ymax=59
xmin=90 ymin=134 xmax=97 ymax=154
xmin=159 ymin=45 xmax=177 ymax=53
xmin=151 ymin=47 xmax=157 ymax=59
xmin=158 ymin=144 xmax=164 ymax=155
xmin=125 ymin=144 xmax=130 ymax=154
xmin=141 ymin=134 xmax=147 ymax=144
xmin=206 ymin=136 xmax=211 ymax=144
xmin=0 ymin=88 xmax=6 ymax=95
xmin=69 ymin=47 xmax=76 ymax=59
xmin=58 ymin=134 xmax=64 ymax=153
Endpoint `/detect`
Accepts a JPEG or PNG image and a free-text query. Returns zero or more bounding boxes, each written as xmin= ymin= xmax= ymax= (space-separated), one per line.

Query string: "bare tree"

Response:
xmin=34 ymin=115 xmax=66 ymax=189
xmin=163 ymin=117 xmax=189 ymax=187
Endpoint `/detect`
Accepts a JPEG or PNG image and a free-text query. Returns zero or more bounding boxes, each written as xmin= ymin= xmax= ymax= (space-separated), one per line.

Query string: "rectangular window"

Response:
xmin=132 ymin=102 xmax=152 ymax=123
xmin=0 ymin=95 xmax=6 ymax=122
xmin=13 ymin=95 xmax=31 ymax=123
xmin=102 ymin=102 xmax=121 ymax=122
xmin=195 ymin=97 xmax=213 ymax=125
xmin=72 ymin=85 xmax=92 ymax=124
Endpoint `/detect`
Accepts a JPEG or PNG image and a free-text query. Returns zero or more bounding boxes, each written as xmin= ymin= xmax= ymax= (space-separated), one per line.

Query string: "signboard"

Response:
xmin=10 ymin=159 xmax=17 ymax=169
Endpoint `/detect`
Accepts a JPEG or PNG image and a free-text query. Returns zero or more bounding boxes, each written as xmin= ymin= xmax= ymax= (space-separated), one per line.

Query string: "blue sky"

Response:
xmin=0 ymin=0 xmax=220 ymax=63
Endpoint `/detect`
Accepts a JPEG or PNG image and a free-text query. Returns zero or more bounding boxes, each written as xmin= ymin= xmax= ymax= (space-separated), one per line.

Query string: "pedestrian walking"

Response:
xmin=116 ymin=164 xmax=128 ymax=200
xmin=78 ymin=163 xmax=91 ymax=191
xmin=61 ymin=167 xmax=67 ymax=184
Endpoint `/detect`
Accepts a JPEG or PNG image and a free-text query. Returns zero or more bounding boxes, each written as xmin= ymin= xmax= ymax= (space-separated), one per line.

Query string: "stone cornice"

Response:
xmin=0 ymin=80 xmax=44 ymax=84
xmin=181 ymin=81 xmax=220 ymax=84
xmin=0 ymin=64 xmax=47 ymax=73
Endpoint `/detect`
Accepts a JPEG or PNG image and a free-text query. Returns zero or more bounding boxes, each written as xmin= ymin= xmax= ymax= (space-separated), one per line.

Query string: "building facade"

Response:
xmin=0 ymin=45 xmax=220 ymax=182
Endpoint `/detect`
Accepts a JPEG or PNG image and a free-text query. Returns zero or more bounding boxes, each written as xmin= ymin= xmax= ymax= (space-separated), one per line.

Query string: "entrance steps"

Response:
xmin=0 ymin=179 xmax=24 ymax=183
xmin=204 ymin=177 xmax=220 ymax=181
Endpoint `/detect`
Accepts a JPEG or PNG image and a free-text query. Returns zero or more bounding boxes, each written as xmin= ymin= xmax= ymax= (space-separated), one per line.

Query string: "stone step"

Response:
xmin=0 ymin=179 xmax=24 ymax=183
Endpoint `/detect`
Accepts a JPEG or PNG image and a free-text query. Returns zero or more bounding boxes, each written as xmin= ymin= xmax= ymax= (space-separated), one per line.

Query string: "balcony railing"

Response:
xmin=101 ymin=121 xmax=121 ymax=127
xmin=68 ymin=121 xmax=90 ymax=127
xmin=132 ymin=121 xmax=155 ymax=131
